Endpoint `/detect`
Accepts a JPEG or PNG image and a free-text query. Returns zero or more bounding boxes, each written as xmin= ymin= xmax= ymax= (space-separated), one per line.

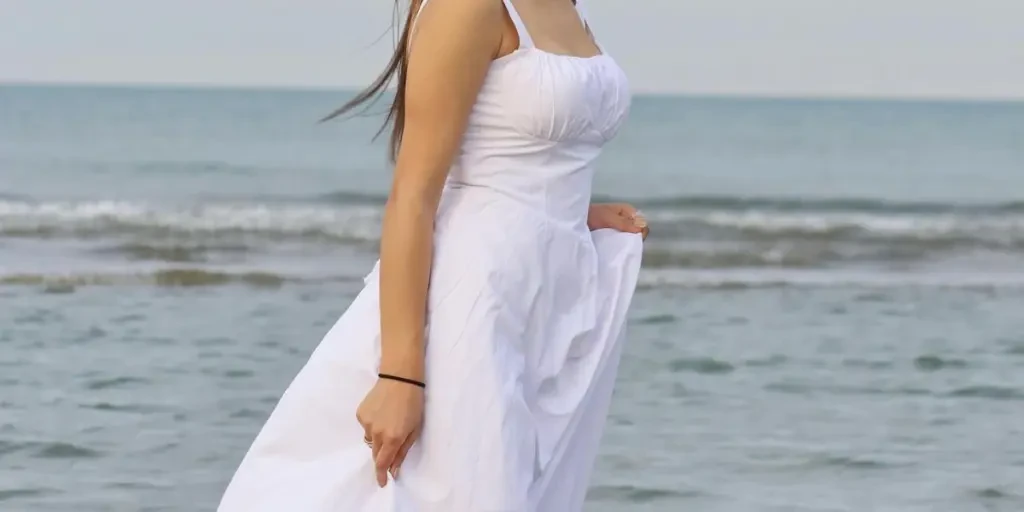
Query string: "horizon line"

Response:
xmin=3 ymin=79 xmax=1023 ymax=105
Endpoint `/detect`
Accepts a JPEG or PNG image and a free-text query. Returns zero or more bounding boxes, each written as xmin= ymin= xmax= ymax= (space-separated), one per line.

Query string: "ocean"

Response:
xmin=2 ymin=84 xmax=1024 ymax=511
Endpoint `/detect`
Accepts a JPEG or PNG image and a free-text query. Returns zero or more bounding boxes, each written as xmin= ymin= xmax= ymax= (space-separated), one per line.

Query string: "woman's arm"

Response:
xmin=359 ymin=0 xmax=505 ymax=488
xmin=378 ymin=0 xmax=501 ymax=382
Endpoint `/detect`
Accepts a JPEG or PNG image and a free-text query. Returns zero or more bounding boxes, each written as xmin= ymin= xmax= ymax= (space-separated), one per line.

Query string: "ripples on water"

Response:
xmin=2 ymin=282 xmax=1024 ymax=511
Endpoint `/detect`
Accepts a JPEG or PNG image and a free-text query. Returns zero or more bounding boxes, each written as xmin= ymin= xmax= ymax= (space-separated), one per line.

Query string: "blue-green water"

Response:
xmin=2 ymin=84 xmax=1024 ymax=511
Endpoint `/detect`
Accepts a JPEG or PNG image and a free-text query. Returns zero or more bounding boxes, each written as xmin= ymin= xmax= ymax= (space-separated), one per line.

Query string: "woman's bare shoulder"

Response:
xmin=410 ymin=0 xmax=506 ymax=62
xmin=414 ymin=0 xmax=506 ymax=29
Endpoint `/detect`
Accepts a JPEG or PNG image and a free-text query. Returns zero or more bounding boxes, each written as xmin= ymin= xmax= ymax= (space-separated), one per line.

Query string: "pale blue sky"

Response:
xmin=3 ymin=0 xmax=1023 ymax=99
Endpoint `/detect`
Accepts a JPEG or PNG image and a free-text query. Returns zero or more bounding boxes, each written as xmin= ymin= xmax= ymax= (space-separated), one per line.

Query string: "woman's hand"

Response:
xmin=355 ymin=377 xmax=425 ymax=487
xmin=587 ymin=202 xmax=649 ymax=240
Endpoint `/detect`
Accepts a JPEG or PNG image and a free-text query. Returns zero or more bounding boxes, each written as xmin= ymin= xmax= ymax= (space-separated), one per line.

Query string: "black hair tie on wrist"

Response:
xmin=378 ymin=373 xmax=426 ymax=389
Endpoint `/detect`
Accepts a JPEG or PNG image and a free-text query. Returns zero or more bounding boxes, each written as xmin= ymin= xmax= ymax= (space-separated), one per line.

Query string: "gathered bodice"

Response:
xmin=416 ymin=0 xmax=632 ymax=227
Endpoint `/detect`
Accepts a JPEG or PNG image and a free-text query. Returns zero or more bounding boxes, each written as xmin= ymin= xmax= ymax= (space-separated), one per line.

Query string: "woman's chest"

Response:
xmin=477 ymin=51 xmax=632 ymax=143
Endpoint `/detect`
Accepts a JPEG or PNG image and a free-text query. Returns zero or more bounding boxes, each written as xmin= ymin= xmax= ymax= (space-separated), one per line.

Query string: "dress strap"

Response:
xmin=501 ymin=0 xmax=535 ymax=48
xmin=573 ymin=0 xmax=587 ymax=25
xmin=574 ymin=0 xmax=592 ymax=33
xmin=572 ymin=0 xmax=603 ymax=54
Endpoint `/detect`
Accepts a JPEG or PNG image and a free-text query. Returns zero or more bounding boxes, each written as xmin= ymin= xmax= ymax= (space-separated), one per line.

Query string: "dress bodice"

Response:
xmin=416 ymin=0 xmax=632 ymax=226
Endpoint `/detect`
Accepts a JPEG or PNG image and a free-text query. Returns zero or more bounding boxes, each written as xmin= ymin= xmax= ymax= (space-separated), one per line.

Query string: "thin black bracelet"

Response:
xmin=378 ymin=372 xmax=426 ymax=389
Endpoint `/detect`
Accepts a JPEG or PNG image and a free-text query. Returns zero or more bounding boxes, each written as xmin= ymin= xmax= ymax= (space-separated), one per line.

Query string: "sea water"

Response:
xmin=2 ymin=84 xmax=1023 ymax=511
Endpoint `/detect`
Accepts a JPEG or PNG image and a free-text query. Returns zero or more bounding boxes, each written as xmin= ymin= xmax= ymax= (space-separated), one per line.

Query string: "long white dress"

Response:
xmin=217 ymin=1 xmax=642 ymax=510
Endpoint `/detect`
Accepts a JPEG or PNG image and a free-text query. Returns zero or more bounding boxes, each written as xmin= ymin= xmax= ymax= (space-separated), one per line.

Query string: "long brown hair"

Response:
xmin=320 ymin=0 xmax=422 ymax=162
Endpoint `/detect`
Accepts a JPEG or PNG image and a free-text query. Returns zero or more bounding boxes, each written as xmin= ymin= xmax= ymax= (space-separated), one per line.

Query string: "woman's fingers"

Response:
xmin=370 ymin=429 xmax=383 ymax=464
xmin=612 ymin=213 xmax=642 ymax=233
xmin=590 ymin=203 xmax=649 ymax=234
xmin=612 ymin=203 xmax=638 ymax=217
xmin=598 ymin=204 xmax=639 ymax=233
xmin=618 ymin=206 xmax=647 ymax=234
xmin=373 ymin=429 xmax=404 ymax=487
xmin=356 ymin=409 xmax=376 ymax=456
xmin=389 ymin=427 xmax=419 ymax=479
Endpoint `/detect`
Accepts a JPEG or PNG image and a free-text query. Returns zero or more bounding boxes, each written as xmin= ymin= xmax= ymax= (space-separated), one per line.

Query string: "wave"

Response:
xmin=0 ymin=192 xmax=34 ymax=201
xmin=4 ymin=197 xmax=1024 ymax=270
xmin=0 ymin=199 xmax=382 ymax=243
xmin=313 ymin=190 xmax=389 ymax=205
xmin=5 ymin=268 xmax=1024 ymax=292
xmin=92 ymin=241 xmax=252 ymax=263
xmin=0 ymin=269 xmax=308 ymax=291
xmin=635 ymin=269 xmax=1024 ymax=290
xmin=645 ymin=209 xmax=1023 ymax=241
xmin=604 ymin=194 xmax=1024 ymax=214
xmin=312 ymin=191 xmax=1024 ymax=215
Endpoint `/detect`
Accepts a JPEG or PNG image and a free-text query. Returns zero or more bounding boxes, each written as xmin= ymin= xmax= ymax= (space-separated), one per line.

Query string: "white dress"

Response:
xmin=217 ymin=1 xmax=642 ymax=510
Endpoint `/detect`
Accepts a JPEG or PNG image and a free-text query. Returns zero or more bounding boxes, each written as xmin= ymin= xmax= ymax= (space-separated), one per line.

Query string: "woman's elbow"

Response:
xmin=384 ymin=181 xmax=441 ymax=223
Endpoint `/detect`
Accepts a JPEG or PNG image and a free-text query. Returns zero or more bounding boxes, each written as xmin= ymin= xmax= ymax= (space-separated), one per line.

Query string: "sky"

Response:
xmin=3 ymin=0 xmax=1023 ymax=99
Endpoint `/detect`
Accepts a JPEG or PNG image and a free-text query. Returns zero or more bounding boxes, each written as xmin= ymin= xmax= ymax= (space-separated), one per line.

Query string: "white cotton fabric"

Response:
xmin=217 ymin=1 xmax=642 ymax=510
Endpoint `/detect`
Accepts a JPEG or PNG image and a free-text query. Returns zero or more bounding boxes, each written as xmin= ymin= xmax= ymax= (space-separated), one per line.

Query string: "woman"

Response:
xmin=218 ymin=0 xmax=648 ymax=510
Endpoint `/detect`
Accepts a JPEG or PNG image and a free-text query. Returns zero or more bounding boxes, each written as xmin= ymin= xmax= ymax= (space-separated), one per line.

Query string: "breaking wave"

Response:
xmin=3 ymin=194 xmax=1024 ymax=270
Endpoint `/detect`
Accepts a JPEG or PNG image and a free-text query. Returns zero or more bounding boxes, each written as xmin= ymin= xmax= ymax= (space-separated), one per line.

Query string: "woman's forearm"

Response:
xmin=376 ymin=192 xmax=435 ymax=382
